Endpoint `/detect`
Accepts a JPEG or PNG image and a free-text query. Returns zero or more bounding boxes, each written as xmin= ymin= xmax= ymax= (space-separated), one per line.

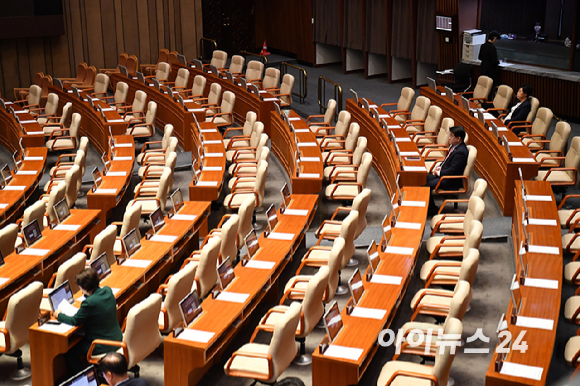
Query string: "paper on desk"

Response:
xmin=200 ymin=129 xmax=217 ymax=133
xmin=395 ymin=222 xmax=422 ymax=230
xmin=106 ymin=171 xmax=127 ymax=177
xmin=113 ymin=156 xmax=133 ymax=161
xmin=525 ymin=218 xmax=557 ymax=226
xmin=203 ymin=166 xmax=222 ymax=171
xmin=189 ymin=108 xmax=206 ymax=112
xmin=4 ymin=186 xmax=26 ymax=191
xmin=524 ymin=195 xmax=552 ymax=202
xmin=216 ymin=292 xmax=250 ymax=303
xmin=101 ymin=107 xmax=114 ymax=111
xmin=259 ymin=90 xmax=267 ymax=94
xmin=94 ymin=188 xmax=117 ymax=194
xmin=111 ymin=288 xmax=120 ymax=295
xmin=512 ymin=158 xmax=536 ymax=163
xmin=324 ymin=345 xmax=364 ymax=361
xmin=196 ymin=181 xmax=219 ymax=186
xmin=24 ymin=156 xmax=43 ymax=161
xmin=267 ymin=232 xmax=295 ymax=241
xmin=0 ymin=203 xmax=7 ymax=209
xmin=54 ymin=224 xmax=81 ymax=231
xmin=499 ymin=62 xmax=514 ymax=67
xmin=150 ymin=234 xmax=178 ymax=243
xmin=385 ymin=246 xmax=415 ymax=255
xmin=395 ymin=137 xmax=411 ymax=142
xmin=14 ymin=110 xmax=28 ymax=114
xmin=115 ymin=143 xmax=132 ymax=148
xmin=21 ymin=248 xmax=50 ymax=256
xmin=15 ymin=170 xmax=37 ymax=175
xmin=507 ymin=142 xmax=523 ymax=146
xmin=350 ymin=307 xmax=387 ymax=320
xmin=301 ymin=157 xmax=321 ymax=162
xmin=483 ymin=113 xmax=495 ymax=120
xmin=516 ymin=316 xmax=554 ymax=330
xmin=297 ymin=142 xmax=317 ymax=147
xmin=378 ymin=114 xmax=390 ymax=118
xmin=283 ymin=209 xmax=308 ymax=216
xmin=245 ymin=260 xmax=276 ymax=270
xmin=204 ymin=153 xmax=223 ymax=157
xmin=172 ymin=214 xmax=197 ymax=221
xmin=400 ymin=151 xmax=420 ymax=156
xmin=57 ymin=299 xmax=79 ymax=317
xmin=39 ymin=322 xmax=75 ymax=334
xmin=371 ymin=275 xmax=403 ymax=285
xmin=107 ymin=119 xmax=125 ymax=123
xmin=203 ymin=140 xmax=222 ymax=145
xmin=178 ymin=329 xmax=215 ymax=343
xmin=401 ymin=200 xmax=426 ymax=207
xmin=524 ymin=278 xmax=558 ymax=289
xmin=0 ymin=278 xmax=9 ymax=286
xmin=294 ymin=129 xmax=311 ymax=133
xmin=20 ymin=120 xmax=37 ymax=124
xmin=369 ymin=104 xmax=378 ymax=109
xmin=500 ymin=362 xmax=543 ymax=381
xmin=300 ymin=173 xmax=320 ymax=178
xmin=403 ymin=166 xmax=427 ymax=172
xmin=288 ymin=117 xmax=301 ymax=121
xmin=527 ymin=245 xmax=560 ymax=255
xmin=122 ymin=259 xmax=152 ymax=268
xmin=387 ymin=125 xmax=401 ymax=129
xmin=27 ymin=131 xmax=45 ymax=135
xmin=263 ymin=98 xmax=278 ymax=102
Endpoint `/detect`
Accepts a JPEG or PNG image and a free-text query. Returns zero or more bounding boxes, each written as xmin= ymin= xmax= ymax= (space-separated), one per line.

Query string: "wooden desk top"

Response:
xmin=189 ymin=122 xmax=226 ymax=202
xmin=485 ymin=180 xmax=561 ymax=386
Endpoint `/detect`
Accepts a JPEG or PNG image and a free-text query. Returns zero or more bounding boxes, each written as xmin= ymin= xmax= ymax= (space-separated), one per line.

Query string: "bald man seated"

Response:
xmin=98 ymin=353 xmax=148 ymax=386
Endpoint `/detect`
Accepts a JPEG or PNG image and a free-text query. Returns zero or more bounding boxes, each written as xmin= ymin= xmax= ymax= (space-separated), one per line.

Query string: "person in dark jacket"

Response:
xmin=99 ymin=352 xmax=149 ymax=385
xmin=479 ymin=31 xmax=501 ymax=91
xmin=501 ymin=84 xmax=533 ymax=134
xmin=426 ymin=126 xmax=469 ymax=214
xmin=55 ymin=268 xmax=123 ymax=375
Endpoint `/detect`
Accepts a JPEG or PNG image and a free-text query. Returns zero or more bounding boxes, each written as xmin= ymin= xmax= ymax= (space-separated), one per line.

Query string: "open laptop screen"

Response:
xmin=244 ymin=229 xmax=260 ymax=259
xmin=58 ymin=366 xmax=98 ymax=386
xmin=149 ymin=207 xmax=165 ymax=234
xmin=179 ymin=290 xmax=202 ymax=327
xmin=122 ymin=228 xmax=141 ymax=258
xmin=426 ymin=77 xmax=437 ymax=92
xmin=48 ymin=280 xmax=74 ymax=312
xmin=23 ymin=219 xmax=42 ymax=247
xmin=348 ymin=268 xmax=364 ymax=306
xmin=323 ymin=301 xmax=343 ymax=343
xmin=55 ymin=198 xmax=70 ymax=224
xmin=280 ymin=183 xmax=291 ymax=210
xmin=367 ymin=240 xmax=381 ymax=273
xmin=266 ymin=204 xmax=278 ymax=233
xmin=171 ymin=189 xmax=184 ymax=213
xmin=90 ymin=252 xmax=111 ymax=281
xmin=217 ymin=257 xmax=235 ymax=291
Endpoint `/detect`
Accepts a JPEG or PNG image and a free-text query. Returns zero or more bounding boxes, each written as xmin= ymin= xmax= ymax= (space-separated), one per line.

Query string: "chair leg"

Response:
xmin=253 ymin=212 xmax=264 ymax=231
xmin=9 ymin=349 xmax=31 ymax=380
xmin=335 ymin=270 xmax=348 ymax=295
xmin=293 ymin=337 xmax=312 ymax=366
xmin=128 ymin=364 xmax=140 ymax=378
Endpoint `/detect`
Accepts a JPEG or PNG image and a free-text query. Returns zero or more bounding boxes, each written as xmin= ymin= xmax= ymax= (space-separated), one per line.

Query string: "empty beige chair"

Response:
xmin=274 ymin=74 xmax=295 ymax=107
xmin=431 ymin=178 xmax=487 ymax=223
xmin=206 ymin=91 xmax=235 ymax=127
xmin=535 ymin=136 xmax=580 ymax=188
xmin=224 ymin=161 xmax=267 ymax=210
xmin=134 ymin=152 xmax=176 ymax=193
xmin=259 ymin=67 xmax=280 ymax=90
xmin=245 ymin=60 xmax=264 ymax=83
xmin=48 ymin=147 xmax=86 ymax=178
xmin=228 ymin=55 xmax=245 ymax=76
xmin=228 ymin=139 xmax=269 ymax=177
xmin=20 ymin=201 xmax=47 ymax=232
xmin=179 ymin=74 xmax=206 ymax=99
xmin=564 ymin=332 xmax=580 ymax=371
xmin=165 ymin=68 xmax=189 ymax=90
xmin=315 ymin=110 xmax=351 ymax=142
xmin=428 ymin=218 xmax=483 ymax=261
xmin=223 ymin=111 xmax=257 ymax=149
xmin=464 ymin=75 xmax=494 ymax=103
xmin=87 ymin=293 xmax=163 ymax=375
xmin=14 ymin=72 xmax=44 ymax=101
xmin=325 ymin=152 xmax=372 ymax=201
xmin=136 ymin=124 xmax=174 ymax=164
xmin=0 ymin=281 xmax=43 ymax=380
xmin=316 ymin=189 xmax=371 ymax=241
xmin=210 ymin=50 xmax=228 ymax=70
xmin=430 ymin=145 xmax=477 ymax=197
xmin=485 ymin=85 xmax=513 ymax=116
xmin=32 ymin=93 xmax=59 ymax=125
xmin=122 ymin=90 xmax=147 ymax=123
xmin=398 ymin=96 xmax=431 ymax=132
xmin=228 ymin=160 xmax=268 ymax=190
xmin=257 ymin=266 xmax=329 ymax=365
xmin=127 ymin=101 xmax=156 ymax=139
xmin=307 ymin=99 xmax=336 ymax=129
xmin=377 ymin=317 xmax=462 ymax=386
xmin=518 ymin=107 xmax=553 ymax=150
xmin=419 ymin=117 xmax=453 ymax=156
xmin=146 ymin=61 xmax=170 ymax=83
xmin=113 ymin=202 xmax=141 ymax=254
xmin=46 ymin=113 xmax=81 ymax=152
xmin=228 ymin=130 xmax=267 ymax=165
xmin=381 ymin=87 xmax=415 ymax=122
xmin=224 ymin=302 xmax=301 ymax=383
xmin=236 ymin=197 xmax=255 ymax=249
xmin=15 ymin=84 xmax=41 ymax=110
xmin=127 ymin=167 xmax=172 ymax=215
xmin=430 ymin=193 xmax=485 ymax=235
xmin=197 ymin=82 xmax=222 ymax=114
xmin=40 ymin=252 xmax=86 ymax=312
xmin=190 ymin=214 xmax=240 ymax=263
xmin=194 ymin=237 xmax=221 ymax=298
xmin=405 ymin=105 xmax=443 ymax=136
xmin=323 ymin=136 xmax=367 ymax=181
xmin=319 ymin=117 xmax=355 ymax=153
xmin=42 ymin=182 xmax=66 ymax=220
xmin=57 ymin=164 xmax=81 ymax=208
xmin=0 ymin=224 xmax=19 ymax=257
xmin=141 ymin=137 xmax=178 ymax=165
xmin=43 ymin=101 xmax=72 ymax=135
xmin=101 ymin=81 xmax=129 ymax=111
xmin=534 ymin=121 xmax=571 ymax=167
xmin=79 ymin=73 xmax=109 ymax=99
xmin=158 ymin=262 xmax=197 ymax=333
xmin=140 ymin=49 xmax=168 ymax=75
xmin=420 ymin=237 xmax=480 ymax=285
xmin=83 ymin=224 xmax=117 ymax=266
xmin=44 ymin=150 xmax=85 ymax=192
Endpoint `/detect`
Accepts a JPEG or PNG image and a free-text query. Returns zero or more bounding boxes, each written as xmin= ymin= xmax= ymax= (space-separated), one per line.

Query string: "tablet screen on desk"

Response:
xmin=361 ymin=98 xmax=370 ymax=113
xmin=152 ymin=78 xmax=160 ymax=91
xmin=209 ymin=64 xmax=219 ymax=76
xmin=427 ymin=77 xmax=437 ymax=92
xmin=101 ymin=152 xmax=111 ymax=174
xmin=150 ymin=207 xmax=165 ymax=234
xmin=23 ymin=219 xmax=42 ymax=247
xmin=136 ymin=71 xmax=145 ymax=84
xmin=218 ymin=257 xmax=235 ymax=291
xmin=58 ymin=365 xmax=98 ymax=386
xmin=461 ymin=96 xmax=470 ymax=112
xmin=171 ymin=189 xmax=184 ymax=213
xmin=0 ymin=249 xmax=4 ymax=267
xmin=350 ymin=89 xmax=359 ymax=105
xmin=53 ymin=78 xmax=63 ymax=90
xmin=244 ymin=229 xmax=260 ymax=260
xmin=239 ymin=77 xmax=247 ymax=90
xmin=91 ymin=167 xmax=102 ymax=187
xmin=90 ymin=252 xmax=111 ymax=281
xmin=1 ymin=164 xmax=12 ymax=185
xmin=266 ymin=204 xmax=278 ymax=233
xmin=119 ymin=65 xmax=128 ymax=77
xmin=323 ymin=301 xmax=343 ymax=343
xmin=49 ymin=280 xmax=74 ymax=312
xmin=444 ymin=86 xmax=454 ymax=102
xmin=367 ymin=240 xmax=380 ymax=273
xmin=55 ymin=198 xmax=70 ymax=224
xmin=280 ymin=183 xmax=291 ymax=210
xmin=348 ymin=268 xmax=364 ymax=306
xmin=122 ymin=228 xmax=141 ymax=258
xmin=179 ymin=290 xmax=202 ymax=327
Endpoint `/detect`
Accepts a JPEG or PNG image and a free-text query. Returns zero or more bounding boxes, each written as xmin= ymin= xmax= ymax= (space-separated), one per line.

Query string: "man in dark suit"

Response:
xmin=426 ymin=126 xmax=469 ymax=214
xmin=99 ymin=352 xmax=149 ymax=386
xmin=501 ymin=84 xmax=533 ymax=134
xmin=479 ymin=31 xmax=501 ymax=91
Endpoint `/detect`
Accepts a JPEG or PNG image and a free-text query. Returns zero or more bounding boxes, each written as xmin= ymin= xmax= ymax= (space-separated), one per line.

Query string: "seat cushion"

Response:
xmin=565 ymin=296 xmax=580 ymax=322
xmin=323 ymin=166 xmax=356 ymax=181
xmin=426 ymin=236 xmax=464 ymax=255
xmin=284 ymin=275 xmax=313 ymax=293
xmin=522 ymin=137 xmax=542 ymax=149
xmin=128 ymin=126 xmax=152 ymax=137
xmin=226 ymin=150 xmax=255 ymax=163
xmin=565 ymin=336 xmax=580 ymax=364
xmin=410 ymin=288 xmax=454 ymax=309
xmin=46 ymin=138 xmax=75 ymax=150
xmin=325 ymin=184 xmax=359 ymax=200
xmin=228 ymin=164 xmax=258 ymax=176
xmin=223 ymin=193 xmax=254 ymax=209
xmin=563 ymin=234 xmax=580 ymax=253
xmin=316 ymin=222 xmax=342 ymax=238
xmin=303 ymin=249 xmax=331 ymax=265
xmin=565 ymin=262 xmax=580 ymax=283
xmin=228 ymin=177 xmax=255 ymax=190
xmin=536 ymin=170 xmax=574 ymax=183
xmin=225 ymin=343 xmax=271 ymax=377
xmin=322 ymin=152 xmax=350 ymax=165
xmin=224 ymin=138 xmax=250 ymax=149
xmin=419 ymin=260 xmax=461 ymax=282
xmin=0 ymin=321 xmax=5 ymax=349
xmin=377 ymin=360 xmax=433 ymax=386
xmin=127 ymin=199 xmax=158 ymax=213
xmin=429 ymin=217 xmax=465 ymax=233
xmin=535 ymin=153 xmax=559 ymax=166
xmin=559 ymin=209 xmax=580 ymax=228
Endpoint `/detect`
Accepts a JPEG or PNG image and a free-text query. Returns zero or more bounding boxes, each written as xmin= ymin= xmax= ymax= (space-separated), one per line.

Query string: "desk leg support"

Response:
xmin=164 ymin=338 xmax=213 ymax=386
xmin=312 ymin=355 xmax=360 ymax=386
xmin=30 ymin=327 xmax=71 ymax=386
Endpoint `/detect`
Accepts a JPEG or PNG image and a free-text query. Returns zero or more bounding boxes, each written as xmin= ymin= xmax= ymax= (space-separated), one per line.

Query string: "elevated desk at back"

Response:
xmin=189 ymin=121 xmax=226 ymax=202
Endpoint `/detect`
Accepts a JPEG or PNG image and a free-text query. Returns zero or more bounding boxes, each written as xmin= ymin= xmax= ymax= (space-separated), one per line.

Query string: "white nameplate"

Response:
xmin=385 ymin=246 xmax=415 ymax=255
xmin=245 ymin=260 xmax=276 ymax=270
xmin=259 ymin=90 xmax=267 ymax=94
xmin=300 ymin=173 xmax=320 ymax=178
xmin=189 ymin=108 xmax=205 ymax=112
xmin=172 ymin=214 xmax=197 ymax=221
xmin=21 ymin=248 xmax=51 ymax=256
xmin=508 ymin=142 xmax=523 ymax=146
xmin=4 ymin=185 xmax=26 ymax=191
xmin=14 ymin=110 xmax=28 ymax=114
xmin=216 ymin=292 xmax=250 ymax=303
xmin=150 ymin=235 xmax=178 ymax=243
xmin=107 ymin=119 xmax=125 ymax=123
xmin=178 ymin=329 xmax=215 ymax=343
xmin=524 ymin=195 xmax=552 ymax=202
xmin=301 ymin=157 xmax=321 ymax=162
xmin=122 ymin=259 xmax=152 ymax=268
xmin=113 ymin=156 xmax=132 ymax=161
xmin=101 ymin=107 xmax=114 ymax=111
xmin=288 ymin=117 xmax=301 ymax=121
xmin=0 ymin=278 xmax=10 ymax=286
xmin=483 ymin=113 xmax=495 ymax=120
xmin=298 ymin=142 xmax=317 ymax=147
xmin=0 ymin=203 xmax=8 ymax=209
xmin=378 ymin=114 xmax=390 ymax=118
xmin=94 ymin=188 xmax=117 ymax=194
xmin=395 ymin=137 xmax=411 ymax=142
xmin=369 ymin=104 xmax=378 ymax=108
xmin=106 ymin=171 xmax=127 ymax=177
xmin=387 ymin=125 xmax=401 ymax=129
xmin=371 ymin=275 xmax=403 ymax=285
xmin=200 ymin=129 xmax=217 ymax=133
xmin=512 ymin=158 xmax=536 ymax=163
xmin=196 ymin=181 xmax=219 ymax=186
xmin=294 ymin=129 xmax=311 ymax=133
xmin=16 ymin=170 xmax=37 ymax=175
xmin=395 ymin=222 xmax=422 ymax=230
xmin=283 ymin=209 xmax=308 ymax=216
xmin=403 ymin=166 xmax=427 ymax=172
xmin=24 ymin=156 xmax=43 ymax=161
xmin=401 ymin=200 xmax=426 ymax=207
xmin=263 ymin=98 xmax=278 ymax=102
xmin=27 ymin=131 xmax=44 ymax=135
xmin=203 ymin=140 xmax=222 ymax=145
xmin=527 ymin=245 xmax=560 ymax=255
xmin=183 ymin=99 xmax=194 ymax=102
xmin=500 ymin=362 xmax=543 ymax=381
xmin=20 ymin=120 xmax=36 ymax=124
xmin=525 ymin=218 xmax=557 ymax=226
xmin=267 ymin=232 xmax=295 ymax=241
xmin=400 ymin=151 xmax=420 ymax=156
xmin=114 ymin=143 xmax=132 ymax=148
xmin=54 ymin=224 xmax=81 ymax=231
xmin=204 ymin=153 xmax=223 ymax=157
xmin=350 ymin=307 xmax=387 ymax=320
xmin=516 ymin=316 xmax=554 ymax=330
xmin=202 ymin=166 xmax=222 ymax=171
xmin=524 ymin=278 xmax=558 ymax=289
xmin=39 ymin=322 xmax=75 ymax=334
xmin=324 ymin=345 xmax=363 ymax=361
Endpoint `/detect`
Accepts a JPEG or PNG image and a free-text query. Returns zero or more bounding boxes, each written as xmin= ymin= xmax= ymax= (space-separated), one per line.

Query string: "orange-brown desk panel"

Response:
xmin=0 ymin=99 xmax=49 ymax=149
xmin=189 ymin=122 xmax=226 ymax=202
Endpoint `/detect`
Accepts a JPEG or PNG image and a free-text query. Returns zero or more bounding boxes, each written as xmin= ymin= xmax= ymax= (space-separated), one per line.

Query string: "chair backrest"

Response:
xmin=79 ymin=138 xmax=91 ymax=157
xmin=44 ymin=93 xmax=59 ymax=116
xmin=155 ymin=168 xmax=173 ymax=212
xmin=326 ymin=237 xmax=345 ymax=301
xmin=60 ymin=102 xmax=73 ymax=127
xmin=473 ymin=76 xmax=493 ymax=100
xmin=220 ymin=91 xmax=236 ymax=117
xmin=94 ymin=73 xmax=110 ymax=95
xmin=410 ymin=96 xmax=430 ymax=121
xmin=64 ymin=165 xmax=80 ymax=207
xmin=33 ymin=71 xmax=45 ymax=86
xmin=335 ymin=111 xmax=351 ymax=138
xmin=211 ymin=50 xmax=228 ymax=69
xmin=208 ymin=83 xmax=222 ymax=106
xmin=155 ymin=62 xmax=171 ymax=82
xmin=126 ymin=55 xmax=139 ymax=76
xmin=262 ymin=68 xmax=280 ymax=89
xmin=463 ymin=194 xmax=485 ymax=234
xmin=166 ymin=137 xmax=179 ymax=155
xmin=254 ymin=133 xmax=269 ymax=161
xmin=343 ymin=123 xmax=360 ymax=152
xmin=174 ymin=68 xmax=189 ymax=89
xmin=74 ymin=63 xmax=87 ymax=83
xmin=279 ymin=74 xmax=295 ymax=105
xmin=195 ymin=237 xmax=221 ymax=298
xmin=162 ymin=262 xmax=197 ymax=333
xmin=352 ymin=137 xmax=368 ymax=166
xmin=69 ymin=113 xmax=81 ymax=141
xmin=323 ymin=99 xmax=337 ymax=126
xmin=531 ymin=107 xmax=553 ymax=136
xmin=4 ymin=281 xmax=43 ymax=354
xmin=114 ymin=82 xmax=129 ymax=104
xmin=229 ymin=55 xmax=245 ymax=73
xmin=493 ymin=85 xmax=513 ymax=110
xmin=471 ymin=178 xmax=488 ymax=200
xmin=268 ymin=301 xmax=301 ymax=378
xmin=167 ymin=51 xmax=179 ymax=65
xmin=28 ymin=85 xmax=42 ymax=106
xmin=249 ymin=125 xmax=266 ymax=148
xmin=254 ymin=160 xmax=268 ymax=207
xmin=424 ymin=105 xmax=443 ymax=133
xmin=237 ymin=197 xmax=255 ymax=247
xmin=47 ymin=182 xmax=67 ymax=223
xmin=145 ymin=101 xmax=157 ymax=125
xmin=118 ymin=54 xmax=128 ymax=68
xmin=54 ymin=252 xmax=86 ymax=294
xmin=242 ymin=111 xmax=258 ymax=136
xmin=0 ymin=224 xmax=18 ymax=257
xmin=550 ymin=121 xmax=571 ymax=153
xmin=41 ymin=75 xmax=53 ymax=98
xmin=431 ymin=317 xmax=462 ymax=386
xmin=340 ymin=210 xmax=359 ymax=264
xmin=219 ymin=214 xmax=239 ymax=262
xmin=435 ymin=119 xmax=451 ymax=145
xmin=258 ymin=147 xmax=270 ymax=163
xmin=464 ymin=220 xmax=483 ymax=251
xmin=300 ymin=266 xmax=329 ymax=336
xmin=454 ymin=62 xmax=472 ymax=86
xmin=162 ymin=124 xmax=174 ymax=149
xmin=91 ymin=224 xmax=117 ymax=266
xmin=463 ymin=145 xmax=478 ymax=192
xmin=357 ymin=152 xmax=373 ymax=188
xmin=131 ymin=91 xmax=148 ymax=119
xmin=120 ymin=202 xmax=141 ymax=240
xmin=245 ymin=60 xmax=264 ymax=81
xmin=73 ymin=149 xmax=86 ymax=186
xmin=527 ymin=97 xmax=540 ymax=122
xmin=352 ymin=189 xmax=371 ymax=239
xmin=457 ymin=249 xmax=479 ymax=287
xmin=397 ymin=87 xmax=415 ymax=111
xmin=82 ymin=66 xmax=97 ymax=87
xmin=158 ymin=49 xmax=169 ymax=64
xmin=564 ymin=137 xmax=580 ymax=180
xmin=22 ymin=200 xmax=46 ymax=232
xmin=447 ymin=280 xmax=472 ymax=322
xmin=123 ymin=293 xmax=163 ymax=368
xmin=191 ymin=75 xmax=207 ymax=97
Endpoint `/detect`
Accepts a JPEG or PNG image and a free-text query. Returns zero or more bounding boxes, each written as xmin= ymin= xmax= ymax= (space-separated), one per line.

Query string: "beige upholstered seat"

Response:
xmin=320 ymin=123 xmax=361 ymax=166
xmin=42 ymin=182 xmax=66 ymax=220
xmin=127 ymin=167 xmax=172 ymax=215
xmin=260 ymin=68 xmax=280 ymax=90
xmin=81 ymin=73 xmax=109 ymax=99
xmin=229 ymin=147 xmax=269 ymax=177
xmin=223 ymin=111 xmax=257 ymax=149
xmin=122 ymin=90 xmax=147 ymax=123
xmin=420 ymin=235 xmax=481 ymax=284
xmin=0 ymin=224 xmax=18 ymax=258
xmin=194 ymin=237 xmax=221 ymax=298
xmin=399 ymin=96 xmax=431 ymax=132
xmin=485 ymin=85 xmax=513 ymax=115
xmin=49 ymin=147 xmax=86 ymax=178
xmin=199 ymin=83 xmax=222 ymax=115
xmin=44 ymin=150 xmax=85 ymax=192
xmin=113 ymin=203 xmax=141 ymax=254
xmin=46 ymin=113 xmax=81 ymax=152
xmin=315 ymin=111 xmax=351 ymax=143
xmin=158 ymin=262 xmax=197 ymax=333
xmin=206 ymin=91 xmax=235 ymax=127
xmin=534 ymin=121 xmax=571 ymax=167
xmin=14 ymin=71 xmax=44 ymax=101
xmin=228 ymin=160 xmax=268 ymax=190
xmin=377 ymin=317 xmax=462 ymax=386
xmin=275 ymin=74 xmax=295 ymax=107
xmin=127 ymin=101 xmax=156 ymax=139
xmin=467 ymin=75 xmax=493 ymax=102
xmin=224 ymin=302 xmax=301 ymax=383
xmin=519 ymin=107 xmax=553 ymax=150
xmin=323 ymin=136 xmax=367 ymax=180
xmin=235 ymin=197 xmax=255 ymax=249
xmin=430 ymin=193 xmax=485 ymax=235
xmin=381 ymin=87 xmax=415 ymax=122
xmin=535 ymin=136 xmax=580 ymax=187
xmin=427 ymin=218 xmax=483 ymax=261
xmin=136 ymin=124 xmax=174 ymax=164
xmin=227 ymin=129 xmax=266 ymax=163
xmin=419 ymin=117 xmax=453 ymax=154
xmin=325 ymin=152 xmax=372 ymax=201
xmin=245 ymin=60 xmax=264 ymax=83
xmin=15 ymin=202 xmax=46 ymax=247
xmin=15 ymin=84 xmax=41 ymax=110
xmin=49 ymin=164 xmax=80 ymax=208
xmin=87 ymin=293 xmax=163 ymax=371
xmin=168 ymin=68 xmax=190 ymax=90
xmin=228 ymin=55 xmax=245 ymax=76
xmin=137 ymin=151 xmax=176 ymax=180
xmin=430 ymin=145 xmax=477 ymax=197
xmin=102 ymin=81 xmax=129 ymax=111
xmin=43 ymin=101 xmax=72 ymax=135
xmin=564 ymin=335 xmax=580 ymax=368
xmin=40 ymin=252 xmax=86 ymax=311
xmin=180 ymin=74 xmax=206 ymax=99
xmin=210 ymin=50 xmax=228 ymax=70
xmin=430 ymin=178 xmax=487 ymax=226
xmin=141 ymin=137 xmax=178 ymax=165
xmin=307 ymin=99 xmax=336 ymax=129
xmin=189 ymin=214 xmax=240 ymax=263
xmin=319 ymin=117 xmax=355 ymax=153
xmin=151 ymin=62 xmax=170 ymax=83
xmin=564 ymin=294 xmax=580 ymax=324
xmin=405 ymin=105 xmax=442 ymax=136
xmin=33 ymin=93 xmax=59 ymax=125
xmin=84 ymin=225 xmax=117 ymax=266
xmin=0 ymin=281 xmax=43 ymax=379
xmin=316 ymin=189 xmax=371 ymax=241
xmin=224 ymin=161 xmax=267 ymax=210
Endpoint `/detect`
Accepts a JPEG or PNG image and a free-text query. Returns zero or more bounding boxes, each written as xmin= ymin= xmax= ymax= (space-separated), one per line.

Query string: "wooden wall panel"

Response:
xmin=0 ymin=0 xmax=203 ymax=99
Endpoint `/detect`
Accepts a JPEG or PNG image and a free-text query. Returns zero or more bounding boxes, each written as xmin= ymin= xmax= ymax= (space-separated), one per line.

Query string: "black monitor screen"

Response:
xmin=23 ymin=219 xmax=42 ymax=247
xmin=179 ymin=290 xmax=202 ymax=326
xmin=122 ymin=228 xmax=141 ymax=258
xmin=217 ymin=257 xmax=235 ymax=290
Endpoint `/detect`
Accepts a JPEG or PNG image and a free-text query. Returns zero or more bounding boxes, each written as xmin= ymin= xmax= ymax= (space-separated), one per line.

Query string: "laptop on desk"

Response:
xmin=23 ymin=219 xmax=42 ymax=247
xmin=217 ymin=257 xmax=235 ymax=291
xmin=348 ymin=268 xmax=365 ymax=306
xmin=48 ymin=280 xmax=75 ymax=313
xmin=122 ymin=228 xmax=141 ymax=259
xmin=55 ymin=198 xmax=70 ymax=224
xmin=58 ymin=366 xmax=98 ymax=386
xmin=179 ymin=290 xmax=203 ymax=327
xmin=323 ymin=301 xmax=344 ymax=343
xmin=90 ymin=252 xmax=111 ymax=281
xmin=150 ymin=207 xmax=165 ymax=234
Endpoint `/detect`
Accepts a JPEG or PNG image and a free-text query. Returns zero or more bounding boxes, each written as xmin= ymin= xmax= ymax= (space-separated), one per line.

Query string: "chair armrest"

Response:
xmin=0 ymin=328 xmax=10 ymax=353
xmin=434 ymin=175 xmax=468 ymax=195
xmin=87 ymin=339 xmax=128 ymax=364
xmin=384 ymin=370 xmax=438 ymax=386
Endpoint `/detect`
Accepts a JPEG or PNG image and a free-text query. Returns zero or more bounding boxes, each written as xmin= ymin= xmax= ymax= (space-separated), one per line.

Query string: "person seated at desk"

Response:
xmin=98 ymin=352 xmax=148 ymax=386
xmin=500 ymin=84 xmax=533 ymax=134
xmin=426 ymin=126 xmax=468 ymax=215
xmin=54 ymin=268 xmax=123 ymax=375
